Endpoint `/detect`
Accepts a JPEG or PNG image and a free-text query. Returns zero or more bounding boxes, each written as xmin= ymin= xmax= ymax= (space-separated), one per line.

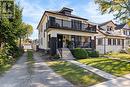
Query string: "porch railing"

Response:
xmin=46 ymin=18 xmax=97 ymax=33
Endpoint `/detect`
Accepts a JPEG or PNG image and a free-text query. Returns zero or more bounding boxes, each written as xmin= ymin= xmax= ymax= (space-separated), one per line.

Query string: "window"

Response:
xmin=98 ymin=38 xmax=103 ymax=45
xmin=113 ymin=39 xmax=116 ymax=45
xmin=41 ymin=38 xmax=43 ymax=45
xmin=107 ymin=26 xmax=112 ymax=31
xmin=71 ymin=20 xmax=82 ymax=30
xmin=108 ymin=38 xmax=112 ymax=45
xmin=124 ymin=30 xmax=127 ymax=35
xmin=117 ymin=39 xmax=120 ymax=45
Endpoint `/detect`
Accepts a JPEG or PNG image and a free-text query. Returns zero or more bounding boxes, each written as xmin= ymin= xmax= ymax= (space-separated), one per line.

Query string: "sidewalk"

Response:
xmin=90 ymin=77 xmax=130 ymax=87
xmin=67 ymin=60 xmax=117 ymax=80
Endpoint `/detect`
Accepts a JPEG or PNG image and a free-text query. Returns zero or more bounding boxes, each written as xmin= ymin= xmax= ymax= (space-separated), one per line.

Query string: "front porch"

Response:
xmin=48 ymin=33 xmax=96 ymax=55
xmin=57 ymin=34 xmax=93 ymax=49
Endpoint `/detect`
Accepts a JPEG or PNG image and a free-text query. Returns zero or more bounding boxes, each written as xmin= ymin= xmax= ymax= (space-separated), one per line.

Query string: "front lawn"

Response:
xmin=47 ymin=61 xmax=106 ymax=87
xmin=105 ymin=52 xmax=130 ymax=60
xmin=78 ymin=58 xmax=130 ymax=76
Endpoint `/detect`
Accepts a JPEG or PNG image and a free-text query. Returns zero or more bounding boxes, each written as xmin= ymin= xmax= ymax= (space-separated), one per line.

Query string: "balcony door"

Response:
xmin=71 ymin=20 xmax=82 ymax=30
xmin=49 ymin=16 xmax=55 ymax=26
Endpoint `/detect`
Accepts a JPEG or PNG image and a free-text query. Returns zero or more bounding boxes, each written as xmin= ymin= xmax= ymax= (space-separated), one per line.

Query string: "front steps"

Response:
xmin=61 ymin=48 xmax=75 ymax=60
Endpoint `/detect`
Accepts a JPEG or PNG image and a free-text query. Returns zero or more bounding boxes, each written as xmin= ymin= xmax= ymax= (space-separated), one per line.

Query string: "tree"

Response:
xmin=0 ymin=2 xmax=33 ymax=57
xmin=18 ymin=22 xmax=33 ymax=47
xmin=95 ymin=0 xmax=130 ymax=25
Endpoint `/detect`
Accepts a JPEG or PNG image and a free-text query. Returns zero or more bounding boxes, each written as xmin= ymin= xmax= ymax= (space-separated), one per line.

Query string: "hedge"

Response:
xmin=71 ymin=48 xmax=88 ymax=59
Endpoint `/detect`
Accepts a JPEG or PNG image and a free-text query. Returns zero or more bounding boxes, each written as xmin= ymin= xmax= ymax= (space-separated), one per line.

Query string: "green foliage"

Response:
xmin=27 ymin=50 xmax=33 ymax=60
xmin=95 ymin=0 xmax=130 ymax=25
xmin=71 ymin=48 xmax=88 ymax=59
xmin=127 ymin=48 xmax=130 ymax=53
xmin=52 ymin=54 xmax=60 ymax=60
xmin=87 ymin=51 xmax=99 ymax=57
xmin=0 ymin=3 xmax=30 ymax=74
xmin=79 ymin=58 xmax=130 ymax=76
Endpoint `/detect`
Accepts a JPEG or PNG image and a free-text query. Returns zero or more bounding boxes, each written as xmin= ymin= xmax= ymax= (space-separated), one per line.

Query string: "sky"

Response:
xmin=16 ymin=0 xmax=114 ymax=40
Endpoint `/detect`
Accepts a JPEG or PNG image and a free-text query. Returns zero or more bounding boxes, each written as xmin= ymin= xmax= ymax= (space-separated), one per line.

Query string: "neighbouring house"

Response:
xmin=32 ymin=39 xmax=39 ymax=51
xmin=96 ymin=20 xmax=128 ymax=54
xmin=37 ymin=7 xmax=97 ymax=55
xmin=116 ymin=23 xmax=130 ymax=47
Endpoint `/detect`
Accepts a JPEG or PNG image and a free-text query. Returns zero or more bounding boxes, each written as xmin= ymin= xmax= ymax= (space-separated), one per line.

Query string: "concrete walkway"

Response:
xmin=0 ymin=52 xmax=74 ymax=87
xmin=0 ymin=53 xmax=31 ymax=87
xmin=31 ymin=52 xmax=74 ymax=87
xmin=67 ymin=60 xmax=117 ymax=80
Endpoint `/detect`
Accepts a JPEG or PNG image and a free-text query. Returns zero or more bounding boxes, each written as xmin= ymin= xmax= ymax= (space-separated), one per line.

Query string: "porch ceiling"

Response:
xmin=47 ymin=28 xmax=97 ymax=37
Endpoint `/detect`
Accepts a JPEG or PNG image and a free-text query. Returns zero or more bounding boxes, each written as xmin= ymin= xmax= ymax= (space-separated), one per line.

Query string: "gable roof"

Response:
xmin=37 ymin=7 xmax=89 ymax=29
xmin=115 ymin=24 xmax=126 ymax=29
xmin=99 ymin=20 xmax=116 ymax=27
xmin=97 ymin=27 xmax=126 ymax=38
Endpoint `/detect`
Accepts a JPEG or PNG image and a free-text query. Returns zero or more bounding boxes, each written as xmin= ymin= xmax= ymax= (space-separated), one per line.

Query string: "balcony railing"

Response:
xmin=46 ymin=18 xmax=97 ymax=33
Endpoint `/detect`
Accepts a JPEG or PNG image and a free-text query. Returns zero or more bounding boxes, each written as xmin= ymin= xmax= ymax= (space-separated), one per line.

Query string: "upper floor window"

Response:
xmin=107 ymin=26 xmax=112 ymax=31
xmin=71 ymin=19 xmax=82 ymax=30
xmin=98 ymin=38 xmax=103 ymax=45
xmin=123 ymin=30 xmax=127 ymax=35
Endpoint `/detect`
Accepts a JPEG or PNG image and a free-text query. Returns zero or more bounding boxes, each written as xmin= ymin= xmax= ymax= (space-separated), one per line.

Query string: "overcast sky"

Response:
xmin=16 ymin=0 xmax=114 ymax=40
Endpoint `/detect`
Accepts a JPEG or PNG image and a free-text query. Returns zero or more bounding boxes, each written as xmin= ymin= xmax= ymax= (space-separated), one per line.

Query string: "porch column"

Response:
xmin=91 ymin=36 xmax=96 ymax=50
xmin=50 ymin=32 xmax=57 ymax=55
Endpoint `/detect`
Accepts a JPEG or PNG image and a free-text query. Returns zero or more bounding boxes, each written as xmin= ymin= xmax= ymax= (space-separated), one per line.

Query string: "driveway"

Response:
xmin=0 ymin=52 xmax=74 ymax=87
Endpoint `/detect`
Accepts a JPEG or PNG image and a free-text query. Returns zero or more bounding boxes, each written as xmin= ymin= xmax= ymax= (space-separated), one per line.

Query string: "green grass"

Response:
xmin=78 ymin=58 xmax=130 ymax=76
xmin=27 ymin=50 xmax=34 ymax=74
xmin=47 ymin=61 xmax=106 ymax=87
xmin=27 ymin=50 xmax=34 ymax=63
xmin=105 ymin=52 xmax=130 ymax=60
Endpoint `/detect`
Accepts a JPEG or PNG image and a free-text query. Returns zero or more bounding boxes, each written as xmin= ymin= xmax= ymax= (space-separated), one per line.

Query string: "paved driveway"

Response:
xmin=0 ymin=53 xmax=74 ymax=87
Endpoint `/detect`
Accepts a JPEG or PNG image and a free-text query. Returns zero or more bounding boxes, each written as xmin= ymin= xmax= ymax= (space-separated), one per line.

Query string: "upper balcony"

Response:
xmin=46 ymin=18 xmax=97 ymax=33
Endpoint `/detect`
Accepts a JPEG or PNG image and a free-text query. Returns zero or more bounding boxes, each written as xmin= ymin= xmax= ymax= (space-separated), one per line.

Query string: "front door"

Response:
xmin=57 ymin=34 xmax=63 ymax=48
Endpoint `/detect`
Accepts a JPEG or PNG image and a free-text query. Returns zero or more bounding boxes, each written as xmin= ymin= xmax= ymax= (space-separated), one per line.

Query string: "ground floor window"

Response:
xmin=108 ymin=38 xmax=112 ymax=45
xmin=97 ymin=38 xmax=103 ymax=45
xmin=113 ymin=39 xmax=116 ymax=45
xmin=117 ymin=39 xmax=121 ymax=45
xmin=108 ymin=38 xmax=122 ymax=46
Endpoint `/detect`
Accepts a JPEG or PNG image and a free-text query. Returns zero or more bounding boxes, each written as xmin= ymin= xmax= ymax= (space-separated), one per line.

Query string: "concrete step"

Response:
xmin=61 ymin=48 xmax=75 ymax=60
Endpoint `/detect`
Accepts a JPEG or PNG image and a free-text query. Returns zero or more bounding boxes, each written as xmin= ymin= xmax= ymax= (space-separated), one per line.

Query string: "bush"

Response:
xmin=87 ymin=51 xmax=99 ymax=57
xmin=71 ymin=48 xmax=88 ymax=59
xmin=52 ymin=54 xmax=60 ymax=60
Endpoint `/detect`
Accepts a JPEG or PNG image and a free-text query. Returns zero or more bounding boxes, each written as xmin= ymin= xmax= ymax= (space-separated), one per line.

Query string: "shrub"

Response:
xmin=52 ymin=54 xmax=60 ymax=60
xmin=127 ymin=48 xmax=130 ymax=54
xmin=71 ymin=48 xmax=88 ymax=59
xmin=87 ymin=51 xmax=99 ymax=57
